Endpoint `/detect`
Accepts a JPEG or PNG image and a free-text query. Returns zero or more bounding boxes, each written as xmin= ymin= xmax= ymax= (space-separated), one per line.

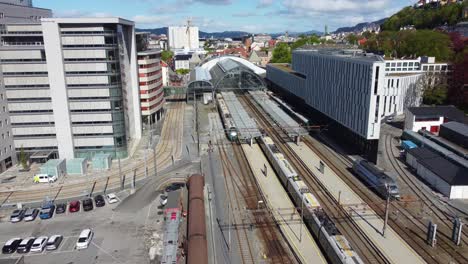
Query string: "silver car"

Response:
xmin=24 ymin=208 xmax=39 ymax=222
xmin=45 ymin=235 xmax=63 ymax=251
xmin=10 ymin=209 xmax=26 ymax=223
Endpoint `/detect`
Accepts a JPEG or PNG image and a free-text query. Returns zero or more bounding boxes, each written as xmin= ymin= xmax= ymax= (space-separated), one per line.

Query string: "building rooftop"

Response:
xmin=408 ymin=147 xmax=468 ymax=186
xmin=294 ymin=48 xmax=385 ymax=63
xmin=137 ymin=49 xmax=162 ymax=56
xmin=41 ymin=17 xmax=134 ymax=26
xmin=441 ymin=122 xmax=468 ymax=137
xmin=268 ymin=63 xmax=294 ymax=73
xmin=408 ymin=106 xmax=465 ymax=123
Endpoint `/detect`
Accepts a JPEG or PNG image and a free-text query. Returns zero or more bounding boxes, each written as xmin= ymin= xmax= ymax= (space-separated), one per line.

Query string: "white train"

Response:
xmin=258 ymin=136 xmax=364 ymax=264
xmin=216 ymin=94 xmax=238 ymax=141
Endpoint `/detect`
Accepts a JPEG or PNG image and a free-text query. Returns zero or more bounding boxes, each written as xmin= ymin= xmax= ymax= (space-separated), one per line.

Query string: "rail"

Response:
xmin=241 ymin=93 xmax=390 ymax=264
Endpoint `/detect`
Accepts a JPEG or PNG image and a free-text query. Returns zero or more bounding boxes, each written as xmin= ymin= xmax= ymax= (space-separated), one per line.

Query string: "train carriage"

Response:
xmin=216 ymin=94 xmax=238 ymax=141
xmin=257 ymin=136 xmax=364 ymax=264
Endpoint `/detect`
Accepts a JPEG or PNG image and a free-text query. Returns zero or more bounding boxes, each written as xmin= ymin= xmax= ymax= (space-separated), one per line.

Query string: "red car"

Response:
xmin=69 ymin=201 xmax=80 ymax=213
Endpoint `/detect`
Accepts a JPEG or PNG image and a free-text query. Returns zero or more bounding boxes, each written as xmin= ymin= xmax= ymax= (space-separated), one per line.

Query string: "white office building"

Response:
xmin=266 ymin=48 xmax=449 ymax=161
xmin=0 ymin=17 xmax=142 ymax=160
xmin=168 ymin=26 xmax=199 ymax=50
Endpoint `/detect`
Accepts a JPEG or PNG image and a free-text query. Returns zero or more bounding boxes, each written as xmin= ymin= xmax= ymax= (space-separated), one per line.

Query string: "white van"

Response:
xmin=34 ymin=174 xmax=57 ymax=183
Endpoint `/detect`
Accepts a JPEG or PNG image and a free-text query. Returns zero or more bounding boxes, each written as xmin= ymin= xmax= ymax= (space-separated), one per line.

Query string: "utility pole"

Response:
xmin=383 ymin=185 xmax=390 ymax=237
xmin=300 ymin=191 xmax=304 ymax=242
xmin=118 ymin=157 xmax=122 ymax=187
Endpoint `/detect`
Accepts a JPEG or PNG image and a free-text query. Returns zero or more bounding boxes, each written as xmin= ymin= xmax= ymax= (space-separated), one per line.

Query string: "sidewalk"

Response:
xmin=289 ymin=142 xmax=425 ymax=264
xmin=242 ymin=143 xmax=327 ymax=264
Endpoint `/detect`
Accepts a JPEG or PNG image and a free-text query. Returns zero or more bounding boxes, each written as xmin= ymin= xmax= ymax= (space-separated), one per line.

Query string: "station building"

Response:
xmin=0 ymin=18 xmax=142 ymax=160
xmin=404 ymin=106 xmax=466 ymax=135
xmin=266 ymin=48 xmax=449 ymax=162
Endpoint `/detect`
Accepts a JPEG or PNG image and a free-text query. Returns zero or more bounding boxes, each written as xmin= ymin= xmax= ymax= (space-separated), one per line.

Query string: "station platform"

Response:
xmin=241 ymin=144 xmax=327 ymax=264
xmin=289 ymin=142 xmax=425 ymax=264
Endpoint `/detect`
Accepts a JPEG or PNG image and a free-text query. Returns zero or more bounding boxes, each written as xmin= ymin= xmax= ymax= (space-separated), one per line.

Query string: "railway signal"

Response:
xmin=427 ymin=221 xmax=437 ymax=247
xmin=452 ymin=218 xmax=464 ymax=246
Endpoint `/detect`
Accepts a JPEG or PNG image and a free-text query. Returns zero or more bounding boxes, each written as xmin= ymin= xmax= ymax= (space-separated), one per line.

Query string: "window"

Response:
xmin=0 ymin=13 xmax=4 ymax=19
xmin=7 ymin=132 xmax=9 ymax=137
xmin=2 ymin=106 xmax=5 ymax=112
xmin=0 ymin=94 xmax=3 ymax=100
xmin=409 ymin=62 xmax=414 ymax=66
xmin=5 ymin=119 xmax=8 ymax=125
xmin=2 ymin=134 xmax=4 ymax=139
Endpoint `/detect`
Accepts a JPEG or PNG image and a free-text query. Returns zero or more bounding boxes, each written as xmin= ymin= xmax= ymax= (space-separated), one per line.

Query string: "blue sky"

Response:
xmin=35 ymin=0 xmax=416 ymax=33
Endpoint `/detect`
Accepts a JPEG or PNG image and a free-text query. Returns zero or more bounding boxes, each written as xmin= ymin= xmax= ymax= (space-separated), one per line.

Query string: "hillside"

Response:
xmin=381 ymin=2 xmax=467 ymax=31
xmin=136 ymin=27 xmax=250 ymax=39
xmin=334 ymin=18 xmax=387 ymax=33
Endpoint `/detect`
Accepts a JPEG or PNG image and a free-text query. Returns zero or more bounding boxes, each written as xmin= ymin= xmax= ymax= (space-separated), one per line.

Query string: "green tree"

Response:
xmin=423 ymin=84 xmax=448 ymax=105
xmin=19 ymin=146 xmax=28 ymax=170
xmin=345 ymin=34 xmax=359 ymax=45
xmin=270 ymin=43 xmax=291 ymax=63
xmin=161 ymin=50 xmax=174 ymax=62
xmin=176 ymin=68 xmax=190 ymax=75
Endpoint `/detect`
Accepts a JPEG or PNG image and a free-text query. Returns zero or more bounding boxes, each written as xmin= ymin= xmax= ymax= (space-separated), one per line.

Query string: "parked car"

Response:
xmin=2 ymin=238 xmax=22 ymax=254
xmin=69 ymin=201 xmax=80 ymax=213
xmin=30 ymin=236 xmax=48 ymax=253
xmin=39 ymin=202 xmax=55 ymax=220
xmin=45 ymin=235 xmax=63 ymax=251
xmin=33 ymin=174 xmax=57 ymax=183
xmin=76 ymin=229 xmax=93 ymax=250
xmin=55 ymin=203 xmax=66 ymax=214
xmin=94 ymin=195 xmax=105 ymax=207
xmin=165 ymin=182 xmax=185 ymax=192
xmin=16 ymin=237 xmax=35 ymax=253
xmin=106 ymin=193 xmax=119 ymax=204
xmin=24 ymin=208 xmax=39 ymax=222
xmin=10 ymin=209 xmax=26 ymax=223
xmin=82 ymin=198 xmax=93 ymax=211
xmin=160 ymin=194 xmax=168 ymax=206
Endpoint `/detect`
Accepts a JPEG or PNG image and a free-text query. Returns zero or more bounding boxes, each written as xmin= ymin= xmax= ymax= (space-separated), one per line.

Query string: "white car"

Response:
xmin=45 ymin=235 xmax=63 ymax=251
xmin=76 ymin=229 xmax=93 ymax=250
xmin=30 ymin=236 xmax=48 ymax=253
xmin=106 ymin=193 xmax=119 ymax=204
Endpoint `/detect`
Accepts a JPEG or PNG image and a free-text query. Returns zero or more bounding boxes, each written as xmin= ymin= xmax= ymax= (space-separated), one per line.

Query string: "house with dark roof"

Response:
xmin=406 ymin=147 xmax=468 ymax=199
xmin=404 ymin=105 xmax=466 ymax=135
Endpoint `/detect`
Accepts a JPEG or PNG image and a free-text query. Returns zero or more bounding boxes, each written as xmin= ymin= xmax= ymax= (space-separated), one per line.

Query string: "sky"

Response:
xmin=35 ymin=0 xmax=416 ymax=33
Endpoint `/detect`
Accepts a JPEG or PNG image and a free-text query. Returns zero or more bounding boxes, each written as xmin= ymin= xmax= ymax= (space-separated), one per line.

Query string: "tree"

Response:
xmin=176 ymin=68 xmax=190 ymax=75
xmin=161 ymin=50 xmax=174 ymax=62
xmin=345 ymin=34 xmax=359 ymax=45
xmin=19 ymin=146 xmax=28 ymax=170
xmin=270 ymin=43 xmax=291 ymax=63
xmin=423 ymin=84 xmax=448 ymax=105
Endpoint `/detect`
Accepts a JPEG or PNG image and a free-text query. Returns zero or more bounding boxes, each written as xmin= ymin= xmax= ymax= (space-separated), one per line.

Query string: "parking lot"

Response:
xmin=0 ymin=190 xmax=166 ymax=264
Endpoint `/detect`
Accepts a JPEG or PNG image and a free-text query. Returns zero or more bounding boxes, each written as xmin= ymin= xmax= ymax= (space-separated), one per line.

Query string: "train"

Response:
xmin=257 ymin=136 xmax=364 ymax=264
xmin=187 ymin=174 xmax=208 ymax=264
xmin=216 ymin=93 xmax=238 ymax=141
xmin=352 ymin=159 xmax=401 ymax=200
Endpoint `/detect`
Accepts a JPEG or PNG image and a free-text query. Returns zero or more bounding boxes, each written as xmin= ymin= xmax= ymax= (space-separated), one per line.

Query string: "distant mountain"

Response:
xmin=136 ymin=27 xmax=250 ymax=39
xmin=136 ymin=27 xmax=324 ymax=39
xmin=334 ymin=18 xmax=387 ymax=33
xmin=270 ymin=30 xmax=323 ymax=38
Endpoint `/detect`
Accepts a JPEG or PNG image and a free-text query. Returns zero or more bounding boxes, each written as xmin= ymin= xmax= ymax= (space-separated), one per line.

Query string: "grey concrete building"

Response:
xmin=0 ymin=0 xmax=52 ymax=24
xmin=0 ymin=18 xmax=142 ymax=160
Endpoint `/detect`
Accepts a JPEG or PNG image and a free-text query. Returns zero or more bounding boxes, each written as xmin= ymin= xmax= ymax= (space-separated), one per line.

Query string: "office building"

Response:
xmin=136 ymin=33 xmax=165 ymax=125
xmin=0 ymin=0 xmax=51 ymax=171
xmin=0 ymin=0 xmax=52 ymax=24
xmin=0 ymin=18 xmax=142 ymax=160
xmin=266 ymin=48 xmax=449 ymax=161
xmin=168 ymin=25 xmax=199 ymax=50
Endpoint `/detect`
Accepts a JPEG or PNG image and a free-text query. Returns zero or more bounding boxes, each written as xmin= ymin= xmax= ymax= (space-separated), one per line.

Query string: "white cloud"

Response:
xmin=282 ymin=0 xmax=389 ymax=13
xmin=132 ymin=15 xmax=171 ymax=25
xmin=257 ymin=0 xmax=274 ymax=8
xmin=54 ymin=10 xmax=114 ymax=18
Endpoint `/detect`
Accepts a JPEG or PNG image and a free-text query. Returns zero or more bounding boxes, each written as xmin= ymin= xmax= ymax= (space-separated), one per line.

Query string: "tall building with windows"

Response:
xmin=168 ymin=25 xmax=199 ymax=50
xmin=0 ymin=0 xmax=52 ymax=24
xmin=266 ymin=48 xmax=449 ymax=162
xmin=136 ymin=33 xmax=165 ymax=125
xmin=0 ymin=18 xmax=142 ymax=159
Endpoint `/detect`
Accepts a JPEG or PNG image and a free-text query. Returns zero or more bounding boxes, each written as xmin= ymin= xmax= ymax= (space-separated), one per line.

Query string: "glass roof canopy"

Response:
xmin=188 ymin=56 xmax=266 ymax=92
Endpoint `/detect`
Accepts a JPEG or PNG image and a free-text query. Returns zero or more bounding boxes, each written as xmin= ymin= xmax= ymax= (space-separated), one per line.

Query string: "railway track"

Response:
xmin=0 ymin=102 xmax=185 ymax=205
xmin=210 ymin=114 xmax=256 ymax=264
xmin=383 ymin=134 xmax=468 ymax=262
xmin=211 ymin=111 xmax=294 ymax=264
xmin=297 ymin=132 xmax=468 ymax=263
xmin=240 ymin=94 xmax=390 ymax=264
